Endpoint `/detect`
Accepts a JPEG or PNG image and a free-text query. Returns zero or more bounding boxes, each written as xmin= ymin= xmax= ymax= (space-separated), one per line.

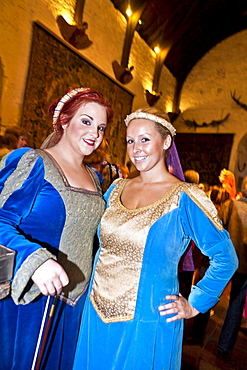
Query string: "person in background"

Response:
xmin=85 ymin=138 xmax=124 ymax=193
xmin=0 ymin=87 xmax=113 ymax=370
xmin=210 ymin=186 xmax=230 ymax=211
xmin=198 ymin=182 xmax=210 ymax=196
xmin=184 ymin=169 xmax=199 ymax=185
xmin=73 ymin=107 xmax=238 ymax=370
xmin=118 ymin=163 xmax=129 ymax=179
xmin=217 ymin=176 xmax=247 ymax=360
xmin=0 ymin=135 xmax=11 ymax=158
xmin=242 ymin=295 xmax=247 ymax=330
xmin=4 ymin=126 xmax=29 ymax=149
xmin=16 ymin=133 xmax=29 ymax=148
xmin=219 ymin=168 xmax=236 ymax=200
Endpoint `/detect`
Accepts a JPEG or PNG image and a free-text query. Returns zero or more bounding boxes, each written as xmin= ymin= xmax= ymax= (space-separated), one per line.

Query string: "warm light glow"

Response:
xmin=138 ymin=19 xmax=142 ymax=25
xmin=154 ymin=46 xmax=160 ymax=54
xmin=61 ymin=12 xmax=75 ymax=25
xmin=145 ymin=84 xmax=153 ymax=93
xmin=126 ymin=6 xmax=132 ymax=17
xmin=166 ymin=103 xmax=173 ymax=112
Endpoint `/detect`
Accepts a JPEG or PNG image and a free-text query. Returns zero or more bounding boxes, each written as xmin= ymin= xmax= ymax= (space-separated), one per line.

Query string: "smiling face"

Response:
xmin=61 ymin=102 xmax=107 ymax=157
xmin=126 ymin=118 xmax=171 ymax=173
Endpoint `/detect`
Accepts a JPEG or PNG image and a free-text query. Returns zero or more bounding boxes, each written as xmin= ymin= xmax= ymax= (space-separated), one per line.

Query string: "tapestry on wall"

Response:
xmin=175 ymin=133 xmax=234 ymax=186
xmin=21 ymin=22 xmax=133 ymax=165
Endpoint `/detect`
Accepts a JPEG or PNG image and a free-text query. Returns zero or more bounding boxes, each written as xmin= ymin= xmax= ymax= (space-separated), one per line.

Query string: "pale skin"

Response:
xmin=123 ymin=118 xmax=199 ymax=322
xmin=31 ymin=102 xmax=108 ymax=296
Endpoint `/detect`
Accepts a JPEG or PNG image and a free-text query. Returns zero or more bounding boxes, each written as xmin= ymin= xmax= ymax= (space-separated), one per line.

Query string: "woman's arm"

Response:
xmin=159 ymin=186 xmax=238 ymax=321
xmin=0 ymin=149 xmax=68 ymax=304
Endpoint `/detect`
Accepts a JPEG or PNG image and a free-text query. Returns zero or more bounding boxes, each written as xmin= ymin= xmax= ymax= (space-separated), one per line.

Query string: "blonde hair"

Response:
xmin=184 ymin=170 xmax=200 ymax=184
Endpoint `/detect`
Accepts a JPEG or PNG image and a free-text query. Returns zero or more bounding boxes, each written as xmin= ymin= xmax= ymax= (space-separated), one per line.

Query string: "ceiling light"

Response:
xmin=154 ymin=46 xmax=160 ymax=54
xmin=126 ymin=6 xmax=132 ymax=17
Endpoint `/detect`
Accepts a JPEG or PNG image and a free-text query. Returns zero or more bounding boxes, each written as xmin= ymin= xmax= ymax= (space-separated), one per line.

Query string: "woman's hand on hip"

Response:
xmin=31 ymin=258 xmax=69 ymax=296
xmin=158 ymin=294 xmax=199 ymax=322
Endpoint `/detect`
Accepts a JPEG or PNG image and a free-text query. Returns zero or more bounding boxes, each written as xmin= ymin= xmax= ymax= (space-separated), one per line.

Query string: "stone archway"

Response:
xmin=235 ymin=133 xmax=247 ymax=191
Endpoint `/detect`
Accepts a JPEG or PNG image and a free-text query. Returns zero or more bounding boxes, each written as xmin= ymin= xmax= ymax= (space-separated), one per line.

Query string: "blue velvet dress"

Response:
xmin=73 ymin=179 xmax=238 ymax=370
xmin=0 ymin=148 xmax=105 ymax=370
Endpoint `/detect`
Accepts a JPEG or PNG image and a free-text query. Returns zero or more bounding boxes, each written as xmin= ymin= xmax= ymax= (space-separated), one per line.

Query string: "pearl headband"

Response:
xmin=52 ymin=87 xmax=89 ymax=128
xmin=124 ymin=111 xmax=176 ymax=137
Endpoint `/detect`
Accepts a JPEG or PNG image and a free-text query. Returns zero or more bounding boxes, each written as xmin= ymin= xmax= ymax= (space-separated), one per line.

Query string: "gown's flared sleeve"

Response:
xmin=179 ymin=188 xmax=238 ymax=313
xmin=0 ymin=148 xmax=56 ymax=304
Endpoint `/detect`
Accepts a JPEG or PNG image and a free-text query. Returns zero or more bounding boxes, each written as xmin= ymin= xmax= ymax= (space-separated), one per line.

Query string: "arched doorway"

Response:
xmin=235 ymin=133 xmax=247 ymax=191
xmin=175 ymin=133 xmax=234 ymax=186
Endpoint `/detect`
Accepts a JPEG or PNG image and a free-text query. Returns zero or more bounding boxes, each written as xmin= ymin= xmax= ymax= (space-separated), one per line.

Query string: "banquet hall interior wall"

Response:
xmin=1 ymin=0 xmax=247 ymax=187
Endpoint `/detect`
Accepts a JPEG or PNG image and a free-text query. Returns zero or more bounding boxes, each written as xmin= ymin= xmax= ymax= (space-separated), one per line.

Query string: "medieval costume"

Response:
xmin=73 ymin=179 xmax=238 ymax=369
xmin=73 ymin=108 xmax=237 ymax=369
xmin=0 ymin=147 xmax=105 ymax=369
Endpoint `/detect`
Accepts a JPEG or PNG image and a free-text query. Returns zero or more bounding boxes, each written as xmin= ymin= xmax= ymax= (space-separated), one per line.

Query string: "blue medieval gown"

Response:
xmin=0 ymin=147 xmax=105 ymax=370
xmin=73 ymin=179 xmax=238 ymax=370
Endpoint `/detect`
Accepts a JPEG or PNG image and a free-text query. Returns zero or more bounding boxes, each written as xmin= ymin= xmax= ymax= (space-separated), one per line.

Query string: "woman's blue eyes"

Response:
xmin=82 ymin=119 xmax=90 ymax=125
xmin=81 ymin=119 xmax=106 ymax=133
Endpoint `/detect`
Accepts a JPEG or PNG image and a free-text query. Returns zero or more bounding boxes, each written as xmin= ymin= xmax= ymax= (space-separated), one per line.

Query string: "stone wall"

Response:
xmin=0 ymin=0 xmax=247 ymax=184
xmin=176 ymin=30 xmax=247 ymax=181
xmin=0 ymin=0 xmax=174 ymax=130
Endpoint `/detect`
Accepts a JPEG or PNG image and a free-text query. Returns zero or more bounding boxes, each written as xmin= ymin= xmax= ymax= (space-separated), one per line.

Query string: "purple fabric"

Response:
xmin=179 ymin=242 xmax=195 ymax=271
xmin=166 ymin=141 xmax=194 ymax=272
xmin=166 ymin=141 xmax=185 ymax=181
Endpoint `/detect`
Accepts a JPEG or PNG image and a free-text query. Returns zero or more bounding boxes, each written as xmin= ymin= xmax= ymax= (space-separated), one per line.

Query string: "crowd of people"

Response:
xmin=0 ymin=86 xmax=245 ymax=370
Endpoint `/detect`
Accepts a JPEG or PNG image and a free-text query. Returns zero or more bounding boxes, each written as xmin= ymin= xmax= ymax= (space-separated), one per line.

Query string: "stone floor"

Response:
xmin=181 ymin=284 xmax=247 ymax=370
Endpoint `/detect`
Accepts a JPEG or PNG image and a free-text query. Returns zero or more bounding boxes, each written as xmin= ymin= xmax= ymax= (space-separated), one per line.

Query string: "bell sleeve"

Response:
xmin=179 ymin=186 xmax=238 ymax=313
xmin=0 ymin=148 xmax=56 ymax=304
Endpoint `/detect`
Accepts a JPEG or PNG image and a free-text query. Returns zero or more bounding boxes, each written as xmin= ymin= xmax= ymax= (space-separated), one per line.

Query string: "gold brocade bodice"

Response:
xmin=90 ymin=179 xmax=222 ymax=323
xmin=90 ymin=180 xmax=183 ymax=323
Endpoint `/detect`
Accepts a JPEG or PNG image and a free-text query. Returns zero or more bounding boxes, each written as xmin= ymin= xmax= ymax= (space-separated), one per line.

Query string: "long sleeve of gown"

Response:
xmin=0 ymin=148 xmax=56 ymax=304
xmin=179 ymin=189 xmax=238 ymax=313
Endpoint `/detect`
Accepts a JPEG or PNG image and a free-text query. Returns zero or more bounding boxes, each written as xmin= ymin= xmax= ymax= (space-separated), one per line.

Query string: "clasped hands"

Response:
xmin=158 ymin=293 xmax=199 ymax=322
xmin=32 ymin=258 xmax=69 ymax=296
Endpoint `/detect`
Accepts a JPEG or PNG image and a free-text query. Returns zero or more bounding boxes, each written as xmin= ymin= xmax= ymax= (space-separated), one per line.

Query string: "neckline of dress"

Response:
xmin=116 ymin=179 xmax=183 ymax=212
xmin=38 ymin=149 xmax=100 ymax=194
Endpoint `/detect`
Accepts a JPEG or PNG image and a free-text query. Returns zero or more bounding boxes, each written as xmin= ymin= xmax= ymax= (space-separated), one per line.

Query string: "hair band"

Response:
xmin=52 ymin=87 xmax=89 ymax=127
xmin=124 ymin=111 xmax=176 ymax=137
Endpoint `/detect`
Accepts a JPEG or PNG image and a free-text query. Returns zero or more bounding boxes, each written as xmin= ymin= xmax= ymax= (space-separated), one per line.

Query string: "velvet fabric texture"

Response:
xmin=73 ymin=181 xmax=238 ymax=370
xmin=0 ymin=148 xmax=104 ymax=370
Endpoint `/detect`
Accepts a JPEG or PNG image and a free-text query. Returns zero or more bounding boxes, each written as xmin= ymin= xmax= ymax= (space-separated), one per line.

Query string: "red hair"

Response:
xmin=48 ymin=88 xmax=114 ymax=133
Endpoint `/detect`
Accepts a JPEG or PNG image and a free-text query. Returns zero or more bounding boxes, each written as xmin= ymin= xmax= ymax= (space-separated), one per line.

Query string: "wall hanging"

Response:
xmin=21 ymin=22 xmax=133 ymax=165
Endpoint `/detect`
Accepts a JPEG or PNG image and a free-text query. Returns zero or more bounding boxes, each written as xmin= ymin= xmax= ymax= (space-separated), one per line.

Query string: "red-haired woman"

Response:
xmin=0 ymin=88 xmax=113 ymax=370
